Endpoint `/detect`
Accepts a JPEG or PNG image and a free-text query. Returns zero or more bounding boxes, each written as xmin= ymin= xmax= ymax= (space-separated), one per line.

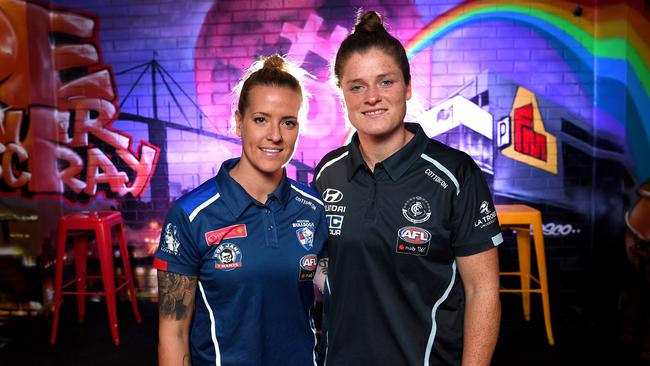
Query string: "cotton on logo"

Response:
xmin=322 ymin=188 xmax=343 ymax=203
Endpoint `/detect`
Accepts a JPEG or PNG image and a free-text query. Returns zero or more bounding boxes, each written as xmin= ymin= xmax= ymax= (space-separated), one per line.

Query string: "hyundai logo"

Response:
xmin=322 ymin=188 xmax=343 ymax=203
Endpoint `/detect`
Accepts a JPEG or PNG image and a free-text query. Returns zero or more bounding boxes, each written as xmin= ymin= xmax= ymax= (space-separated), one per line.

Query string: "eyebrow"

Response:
xmin=344 ymin=72 xmax=398 ymax=85
xmin=251 ymin=112 xmax=298 ymax=120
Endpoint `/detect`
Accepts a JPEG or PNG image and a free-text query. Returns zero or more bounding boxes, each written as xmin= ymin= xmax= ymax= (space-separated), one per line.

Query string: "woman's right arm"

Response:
xmin=158 ymin=270 xmax=198 ymax=366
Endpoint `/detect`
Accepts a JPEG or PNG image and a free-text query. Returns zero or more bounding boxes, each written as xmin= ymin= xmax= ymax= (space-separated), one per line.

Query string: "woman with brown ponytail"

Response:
xmin=155 ymin=54 xmax=327 ymax=366
xmin=313 ymin=11 xmax=502 ymax=366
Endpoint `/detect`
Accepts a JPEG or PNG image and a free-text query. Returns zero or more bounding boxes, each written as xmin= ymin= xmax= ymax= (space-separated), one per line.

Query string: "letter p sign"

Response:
xmin=497 ymin=116 xmax=511 ymax=148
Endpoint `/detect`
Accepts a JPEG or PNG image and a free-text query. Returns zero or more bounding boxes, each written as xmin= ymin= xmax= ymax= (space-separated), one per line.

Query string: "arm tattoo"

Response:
xmin=318 ymin=258 xmax=329 ymax=276
xmin=158 ymin=271 xmax=197 ymax=321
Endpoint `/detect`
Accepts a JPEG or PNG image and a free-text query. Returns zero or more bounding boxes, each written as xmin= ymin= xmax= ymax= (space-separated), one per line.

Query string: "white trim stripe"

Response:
xmin=315 ymin=151 xmax=349 ymax=181
xmin=492 ymin=232 xmax=504 ymax=246
xmin=291 ymin=185 xmax=323 ymax=206
xmin=309 ymin=304 xmax=318 ymax=366
xmin=199 ymin=281 xmax=221 ymax=366
xmin=420 ymin=154 xmax=460 ymax=196
xmin=325 ymin=277 xmax=331 ymax=295
xmin=189 ymin=193 xmax=221 ymax=222
xmin=424 ymin=261 xmax=457 ymax=366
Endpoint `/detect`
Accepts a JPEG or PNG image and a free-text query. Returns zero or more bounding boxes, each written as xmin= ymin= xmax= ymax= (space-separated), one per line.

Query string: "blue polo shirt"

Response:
xmin=154 ymin=158 xmax=327 ymax=366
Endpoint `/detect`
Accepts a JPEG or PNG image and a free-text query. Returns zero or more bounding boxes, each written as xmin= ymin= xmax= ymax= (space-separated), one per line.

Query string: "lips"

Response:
xmin=362 ymin=109 xmax=387 ymax=116
xmin=259 ymin=147 xmax=283 ymax=156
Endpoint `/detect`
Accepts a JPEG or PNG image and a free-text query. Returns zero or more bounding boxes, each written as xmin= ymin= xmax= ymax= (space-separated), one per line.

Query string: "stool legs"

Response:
xmin=117 ymin=222 xmax=142 ymax=323
xmin=50 ymin=223 xmax=68 ymax=345
xmin=515 ymin=227 xmax=532 ymax=321
xmin=532 ymin=216 xmax=554 ymax=345
xmin=97 ymin=225 xmax=120 ymax=346
xmin=75 ymin=236 xmax=88 ymax=323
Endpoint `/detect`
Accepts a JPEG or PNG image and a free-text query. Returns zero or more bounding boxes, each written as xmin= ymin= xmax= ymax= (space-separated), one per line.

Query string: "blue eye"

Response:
xmin=381 ymin=80 xmax=394 ymax=87
xmin=350 ymin=85 xmax=363 ymax=92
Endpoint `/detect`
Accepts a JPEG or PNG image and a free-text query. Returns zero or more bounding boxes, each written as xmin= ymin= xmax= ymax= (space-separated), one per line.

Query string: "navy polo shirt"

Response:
xmin=314 ymin=123 xmax=503 ymax=366
xmin=154 ymin=158 xmax=327 ymax=366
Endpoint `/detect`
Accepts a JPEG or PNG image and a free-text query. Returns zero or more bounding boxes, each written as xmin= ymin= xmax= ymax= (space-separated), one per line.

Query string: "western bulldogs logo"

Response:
xmin=214 ymin=243 xmax=242 ymax=270
xmin=296 ymin=227 xmax=315 ymax=250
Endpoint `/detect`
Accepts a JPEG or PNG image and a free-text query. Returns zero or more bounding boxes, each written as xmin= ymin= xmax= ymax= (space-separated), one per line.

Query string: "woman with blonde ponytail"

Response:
xmin=155 ymin=54 xmax=326 ymax=366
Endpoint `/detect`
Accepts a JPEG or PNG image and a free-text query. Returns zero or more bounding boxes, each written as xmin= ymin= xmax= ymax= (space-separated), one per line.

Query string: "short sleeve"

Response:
xmin=153 ymin=204 xmax=202 ymax=276
xmin=450 ymin=164 xmax=503 ymax=256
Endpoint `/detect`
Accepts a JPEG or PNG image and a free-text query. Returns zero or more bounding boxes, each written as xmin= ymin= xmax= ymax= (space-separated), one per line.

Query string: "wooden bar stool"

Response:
xmin=50 ymin=211 xmax=142 ymax=346
xmin=496 ymin=204 xmax=554 ymax=345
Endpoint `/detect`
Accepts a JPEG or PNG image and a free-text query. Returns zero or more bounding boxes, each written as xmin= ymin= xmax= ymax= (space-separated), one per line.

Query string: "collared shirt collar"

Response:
xmin=346 ymin=122 xmax=428 ymax=181
xmin=216 ymin=158 xmax=293 ymax=218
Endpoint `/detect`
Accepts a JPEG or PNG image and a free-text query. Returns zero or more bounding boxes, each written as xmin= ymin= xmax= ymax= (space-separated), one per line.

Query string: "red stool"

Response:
xmin=50 ymin=211 xmax=142 ymax=345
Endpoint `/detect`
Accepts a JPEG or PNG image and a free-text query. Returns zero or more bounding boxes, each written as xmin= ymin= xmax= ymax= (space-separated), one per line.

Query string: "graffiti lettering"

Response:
xmin=0 ymin=106 xmax=157 ymax=198
xmin=543 ymin=222 xmax=580 ymax=236
xmin=501 ymin=87 xmax=557 ymax=174
xmin=514 ymin=104 xmax=547 ymax=161
xmin=0 ymin=1 xmax=159 ymax=202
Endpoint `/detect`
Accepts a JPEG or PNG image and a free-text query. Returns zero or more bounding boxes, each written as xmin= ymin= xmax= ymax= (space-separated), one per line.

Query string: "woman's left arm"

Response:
xmin=456 ymin=247 xmax=500 ymax=366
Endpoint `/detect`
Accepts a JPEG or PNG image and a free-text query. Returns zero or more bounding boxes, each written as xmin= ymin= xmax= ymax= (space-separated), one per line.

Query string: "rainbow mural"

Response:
xmin=405 ymin=0 xmax=650 ymax=184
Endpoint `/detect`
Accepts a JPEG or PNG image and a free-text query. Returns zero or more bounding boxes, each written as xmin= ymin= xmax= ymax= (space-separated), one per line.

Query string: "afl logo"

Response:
xmin=300 ymin=254 xmax=318 ymax=271
xmin=398 ymin=227 xmax=431 ymax=244
xmin=322 ymin=188 xmax=343 ymax=203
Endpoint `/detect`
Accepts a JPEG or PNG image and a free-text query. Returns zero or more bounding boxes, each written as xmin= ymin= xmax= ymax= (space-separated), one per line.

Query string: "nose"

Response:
xmin=365 ymin=85 xmax=381 ymax=105
xmin=267 ymin=122 xmax=282 ymax=142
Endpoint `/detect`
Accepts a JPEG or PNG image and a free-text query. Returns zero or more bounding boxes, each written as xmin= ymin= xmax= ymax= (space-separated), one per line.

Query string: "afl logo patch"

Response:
xmin=298 ymin=254 xmax=318 ymax=281
xmin=398 ymin=227 xmax=431 ymax=244
xmin=214 ymin=243 xmax=242 ymax=270
xmin=322 ymin=188 xmax=343 ymax=203
xmin=396 ymin=226 xmax=432 ymax=256
xmin=402 ymin=196 xmax=432 ymax=224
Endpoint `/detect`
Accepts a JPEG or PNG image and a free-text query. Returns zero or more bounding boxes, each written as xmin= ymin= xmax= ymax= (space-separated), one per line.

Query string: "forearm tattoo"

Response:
xmin=158 ymin=271 xmax=197 ymax=320
xmin=318 ymin=258 xmax=329 ymax=276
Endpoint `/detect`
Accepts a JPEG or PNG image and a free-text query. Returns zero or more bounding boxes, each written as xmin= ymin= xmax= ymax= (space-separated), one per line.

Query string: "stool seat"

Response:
xmin=496 ymin=204 xmax=554 ymax=345
xmin=50 ymin=210 xmax=141 ymax=346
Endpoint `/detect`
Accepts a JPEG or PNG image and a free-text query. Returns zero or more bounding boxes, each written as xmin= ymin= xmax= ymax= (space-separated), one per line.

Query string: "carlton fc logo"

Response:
xmin=402 ymin=196 xmax=432 ymax=224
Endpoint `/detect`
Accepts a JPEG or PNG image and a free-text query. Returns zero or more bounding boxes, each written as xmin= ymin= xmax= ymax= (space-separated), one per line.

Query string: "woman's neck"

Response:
xmin=358 ymin=127 xmax=414 ymax=172
xmin=228 ymin=162 xmax=282 ymax=204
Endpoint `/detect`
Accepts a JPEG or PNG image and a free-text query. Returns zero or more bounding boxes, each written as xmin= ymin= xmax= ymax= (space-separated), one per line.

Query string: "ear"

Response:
xmin=405 ymin=80 xmax=412 ymax=101
xmin=235 ymin=111 xmax=243 ymax=137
